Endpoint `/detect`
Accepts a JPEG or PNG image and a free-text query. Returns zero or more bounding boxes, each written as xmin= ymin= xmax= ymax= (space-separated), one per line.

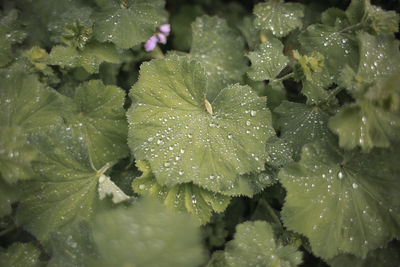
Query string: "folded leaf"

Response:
xmin=132 ymin=161 xmax=230 ymax=225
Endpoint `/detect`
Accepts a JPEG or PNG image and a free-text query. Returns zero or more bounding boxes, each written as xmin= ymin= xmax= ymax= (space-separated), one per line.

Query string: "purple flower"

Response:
xmin=157 ymin=33 xmax=167 ymax=44
xmin=159 ymin=24 xmax=170 ymax=36
xmin=144 ymin=35 xmax=158 ymax=52
xmin=144 ymin=24 xmax=171 ymax=51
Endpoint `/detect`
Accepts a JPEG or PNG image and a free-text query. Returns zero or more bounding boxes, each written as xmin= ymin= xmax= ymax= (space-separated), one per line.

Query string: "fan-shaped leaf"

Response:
xmin=127 ymin=55 xmax=274 ymax=194
xmin=0 ymin=70 xmax=69 ymax=183
xmin=212 ymin=221 xmax=303 ymax=266
xmin=49 ymin=42 xmax=121 ymax=74
xmin=280 ymin=140 xmax=400 ymax=259
xmin=15 ymin=126 xmax=121 ymax=241
xmin=68 ymin=80 xmax=129 ymax=169
xmin=275 ymin=101 xmax=334 ymax=160
xmin=329 ymin=100 xmax=400 ymax=151
xmin=247 ymin=36 xmax=289 ymax=81
xmin=93 ymin=0 xmax=168 ymax=49
xmin=253 ymin=0 xmax=304 ymax=37
xmin=0 ymin=243 xmax=41 ymax=267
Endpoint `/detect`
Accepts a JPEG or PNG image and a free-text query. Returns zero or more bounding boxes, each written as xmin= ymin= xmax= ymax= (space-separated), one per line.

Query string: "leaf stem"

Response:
xmin=339 ymin=22 xmax=365 ymax=33
xmin=325 ymin=86 xmax=344 ymax=103
xmin=0 ymin=225 xmax=16 ymax=236
xmin=271 ymin=72 xmax=294 ymax=83
xmin=264 ymin=201 xmax=282 ymax=226
xmin=150 ymin=46 xmax=164 ymax=59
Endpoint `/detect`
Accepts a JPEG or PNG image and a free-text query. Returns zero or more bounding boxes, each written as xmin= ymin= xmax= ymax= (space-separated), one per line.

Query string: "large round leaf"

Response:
xmin=127 ymin=55 xmax=274 ymax=194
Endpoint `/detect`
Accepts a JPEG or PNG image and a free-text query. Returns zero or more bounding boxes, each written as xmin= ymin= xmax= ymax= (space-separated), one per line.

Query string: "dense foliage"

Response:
xmin=1 ymin=0 xmax=400 ymax=266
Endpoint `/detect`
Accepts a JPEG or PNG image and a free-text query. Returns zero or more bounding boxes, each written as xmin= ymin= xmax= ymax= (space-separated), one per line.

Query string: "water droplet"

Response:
xmin=352 ymin=183 xmax=358 ymax=189
xmin=338 ymin=171 xmax=344 ymax=179
xmin=227 ymin=134 xmax=232 ymax=139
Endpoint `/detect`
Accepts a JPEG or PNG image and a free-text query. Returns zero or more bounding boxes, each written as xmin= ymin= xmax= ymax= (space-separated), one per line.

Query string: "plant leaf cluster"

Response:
xmin=0 ymin=0 xmax=400 ymax=266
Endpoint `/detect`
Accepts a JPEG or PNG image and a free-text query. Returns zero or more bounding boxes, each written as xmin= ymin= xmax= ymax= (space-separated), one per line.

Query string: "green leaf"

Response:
xmin=207 ymin=251 xmax=226 ymax=267
xmin=14 ymin=0 xmax=89 ymax=46
xmin=346 ymin=0 xmax=400 ymax=34
xmin=298 ymin=24 xmax=359 ymax=82
xmin=47 ymin=220 xmax=97 ymax=267
xmin=170 ymin=5 xmax=205 ymax=51
xmin=0 ymin=243 xmax=41 ymax=267
xmin=247 ymin=36 xmax=289 ymax=81
xmin=321 ymin=8 xmax=349 ymax=28
xmin=275 ymin=101 xmax=334 ymax=160
xmin=0 ymin=127 xmax=37 ymax=184
xmin=0 ymin=69 xmax=68 ymax=132
xmin=132 ymin=161 xmax=230 ymax=225
xmin=328 ymin=242 xmax=400 ymax=267
xmin=345 ymin=0 xmax=366 ymax=25
xmin=301 ymin=76 xmax=330 ymax=105
xmin=367 ymin=4 xmax=400 ymax=34
xmin=356 ymin=32 xmax=400 ymax=84
xmin=127 ymin=55 xmax=274 ymax=194
xmin=219 ymin=221 xmax=303 ymax=266
xmin=91 ymin=197 xmax=205 ymax=267
xmin=68 ymin=80 xmax=129 ymax=169
xmin=0 ymin=178 xmax=18 ymax=218
xmin=0 ymin=70 xmax=69 ymax=183
xmin=280 ymin=140 xmax=400 ymax=259
xmin=222 ymin=169 xmax=278 ymax=197
xmin=49 ymin=42 xmax=121 ymax=73
xmin=16 ymin=126 xmax=105 ymax=241
xmin=189 ymin=16 xmax=248 ymax=100
xmin=48 ymin=6 xmax=93 ymax=46
xmin=93 ymin=0 xmax=168 ymax=49
xmin=329 ymin=100 xmax=400 ymax=151
xmin=292 ymin=50 xmax=331 ymax=105
xmin=265 ymin=136 xmax=293 ymax=169
xmin=253 ymin=0 xmax=305 ymax=37
xmin=236 ymin=16 xmax=260 ymax=50
xmin=0 ymin=9 xmax=26 ymax=67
